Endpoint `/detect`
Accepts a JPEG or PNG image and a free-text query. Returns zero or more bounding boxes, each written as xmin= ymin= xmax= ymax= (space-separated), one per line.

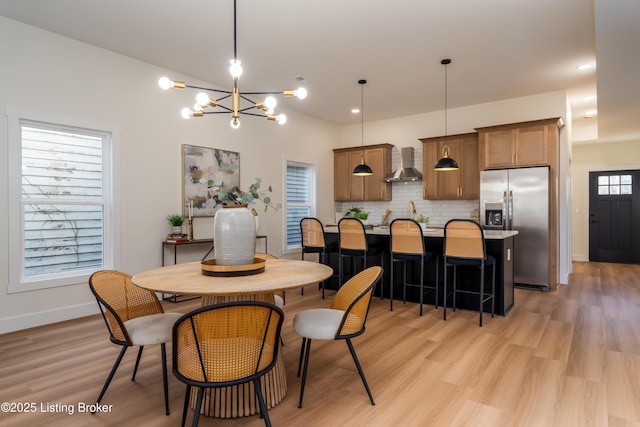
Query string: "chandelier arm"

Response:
xmin=241 ymin=90 xmax=286 ymax=96
xmin=239 ymin=111 xmax=271 ymax=118
xmin=185 ymin=84 xmax=232 ymax=95
xmin=215 ymin=94 xmax=233 ymax=103
xmin=202 ymin=111 xmax=235 ymax=115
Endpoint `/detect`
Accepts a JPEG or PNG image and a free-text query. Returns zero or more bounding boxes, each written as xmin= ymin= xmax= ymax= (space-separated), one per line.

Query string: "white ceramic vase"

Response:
xmin=213 ymin=205 xmax=256 ymax=265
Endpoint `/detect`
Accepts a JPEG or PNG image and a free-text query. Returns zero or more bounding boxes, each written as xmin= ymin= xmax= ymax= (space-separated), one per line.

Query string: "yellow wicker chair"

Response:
xmin=89 ymin=270 xmax=182 ymax=415
xmin=338 ymin=218 xmax=384 ymax=298
xmin=293 ymin=266 xmax=383 ymax=408
xmin=300 ymin=217 xmax=338 ymax=298
xmin=443 ymin=219 xmax=496 ymax=326
xmin=389 ymin=218 xmax=439 ymax=315
xmin=172 ymin=301 xmax=284 ymax=427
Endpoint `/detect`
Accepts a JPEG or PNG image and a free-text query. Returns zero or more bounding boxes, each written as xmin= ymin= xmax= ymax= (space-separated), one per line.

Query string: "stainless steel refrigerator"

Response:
xmin=480 ymin=166 xmax=550 ymax=291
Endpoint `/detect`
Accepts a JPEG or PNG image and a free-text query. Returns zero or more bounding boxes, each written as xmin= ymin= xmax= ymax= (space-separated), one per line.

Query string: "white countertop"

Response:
xmin=325 ymin=226 xmax=518 ymax=240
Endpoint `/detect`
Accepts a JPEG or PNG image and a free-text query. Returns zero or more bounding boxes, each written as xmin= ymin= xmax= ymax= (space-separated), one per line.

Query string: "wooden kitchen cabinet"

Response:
xmin=333 ymin=143 xmax=392 ymax=201
xmin=420 ymin=133 xmax=479 ymax=200
xmin=477 ymin=118 xmax=560 ymax=169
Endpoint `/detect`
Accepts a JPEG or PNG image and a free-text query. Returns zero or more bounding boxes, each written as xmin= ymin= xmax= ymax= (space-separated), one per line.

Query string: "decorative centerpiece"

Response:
xmin=208 ymin=177 xmax=280 ymax=266
xmin=414 ymin=213 xmax=430 ymax=230
xmin=345 ymin=206 xmax=370 ymax=225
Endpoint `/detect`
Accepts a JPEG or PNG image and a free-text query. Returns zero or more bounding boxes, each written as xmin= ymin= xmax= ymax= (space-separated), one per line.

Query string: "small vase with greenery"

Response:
xmin=167 ymin=214 xmax=184 ymax=234
xmin=208 ymin=177 xmax=281 ymax=212
xmin=414 ymin=213 xmax=430 ymax=228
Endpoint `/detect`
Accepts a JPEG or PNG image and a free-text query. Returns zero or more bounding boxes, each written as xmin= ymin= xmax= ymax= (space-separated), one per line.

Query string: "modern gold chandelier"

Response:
xmin=158 ymin=0 xmax=307 ymax=129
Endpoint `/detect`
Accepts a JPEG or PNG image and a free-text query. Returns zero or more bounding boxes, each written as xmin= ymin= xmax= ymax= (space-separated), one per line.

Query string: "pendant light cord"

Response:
xmin=361 ymin=82 xmax=364 ymax=154
xmin=233 ymin=0 xmax=238 ymax=61
xmin=444 ymin=60 xmax=448 ymax=137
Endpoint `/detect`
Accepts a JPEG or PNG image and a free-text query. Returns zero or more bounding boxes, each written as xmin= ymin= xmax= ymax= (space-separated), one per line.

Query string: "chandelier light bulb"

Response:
xmin=229 ymin=60 xmax=243 ymax=78
xmin=294 ymin=87 xmax=308 ymax=99
xmin=277 ymin=114 xmax=287 ymax=125
xmin=181 ymin=108 xmax=193 ymax=119
xmin=158 ymin=77 xmax=173 ymax=90
xmin=230 ymin=117 xmax=240 ymax=129
xmin=264 ymin=96 xmax=277 ymax=110
xmin=193 ymin=103 xmax=203 ymax=112
xmin=196 ymin=92 xmax=211 ymax=106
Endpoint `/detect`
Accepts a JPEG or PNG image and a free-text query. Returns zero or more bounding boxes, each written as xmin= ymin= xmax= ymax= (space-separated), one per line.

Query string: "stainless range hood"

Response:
xmin=383 ymin=147 xmax=423 ymax=182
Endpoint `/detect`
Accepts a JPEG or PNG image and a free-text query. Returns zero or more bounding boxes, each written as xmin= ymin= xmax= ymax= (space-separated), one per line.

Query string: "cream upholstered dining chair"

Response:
xmin=293 ymin=266 xmax=383 ymax=408
xmin=172 ymin=301 xmax=284 ymax=427
xmin=89 ymin=270 xmax=182 ymax=415
xmin=443 ymin=219 xmax=496 ymax=326
xmin=389 ymin=218 xmax=439 ymax=316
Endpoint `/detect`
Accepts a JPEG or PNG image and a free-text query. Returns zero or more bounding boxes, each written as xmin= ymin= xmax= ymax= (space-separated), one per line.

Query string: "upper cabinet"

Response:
xmin=476 ymin=118 xmax=560 ymax=169
xmin=333 ymin=144 xmax=393 ymax=201
xmin=420 ymin=133 xmax=479 ymax=200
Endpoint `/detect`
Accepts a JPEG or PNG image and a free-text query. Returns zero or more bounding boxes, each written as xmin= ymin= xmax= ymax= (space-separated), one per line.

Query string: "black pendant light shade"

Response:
xmin=434 ymin=148 xmax=459 ymax=170
xmin=434 ymin=58 xmax=459 ymax=171
xmin=353 ymin=161 xmax=374 ymax=176
xmin=353 ymin=79 xmax=373 ymax=176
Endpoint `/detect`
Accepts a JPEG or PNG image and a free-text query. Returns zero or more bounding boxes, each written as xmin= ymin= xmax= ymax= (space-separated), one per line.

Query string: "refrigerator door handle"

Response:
xmin=508 ymin=190 xmax=513 ymax=230
xmin=502 ymin=191 xmax=508 ymax=229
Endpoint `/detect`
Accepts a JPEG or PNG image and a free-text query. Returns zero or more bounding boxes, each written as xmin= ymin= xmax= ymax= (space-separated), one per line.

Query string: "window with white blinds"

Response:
xmin=285 ymin=161 xmax=315 ymax=249
xmin=7 ymin=109 xmax=115 ymax=292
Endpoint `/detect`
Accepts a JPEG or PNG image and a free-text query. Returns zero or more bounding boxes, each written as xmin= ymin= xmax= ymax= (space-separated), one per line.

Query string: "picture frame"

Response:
xmin=181 ymin=144 xmax=240 ymax=217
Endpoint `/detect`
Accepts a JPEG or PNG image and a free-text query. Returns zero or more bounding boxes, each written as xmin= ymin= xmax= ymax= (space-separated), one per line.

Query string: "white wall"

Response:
xmin=0 ymin=17 xmax=339 ymax=333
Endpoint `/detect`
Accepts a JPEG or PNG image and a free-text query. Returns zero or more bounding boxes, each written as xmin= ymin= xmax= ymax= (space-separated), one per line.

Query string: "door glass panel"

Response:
xmin=621 ymin=175 xmax=632 ymax=184
xmin=598 ymin=174 xmax=632 ymax=196
xmin=598 ymin=186 xmax=609 ymax=195
xmin=621 ymin=185 xmax=632 ymax=195
xmin=598 ymin=176 xmax=609 ymax=185
xmin=610 ymin=175 xmax=620 ymax=185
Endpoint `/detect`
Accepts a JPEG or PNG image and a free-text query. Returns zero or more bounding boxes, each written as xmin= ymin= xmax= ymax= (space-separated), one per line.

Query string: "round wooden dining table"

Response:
xmin=132 ymin=258 xmax=333 ymax=418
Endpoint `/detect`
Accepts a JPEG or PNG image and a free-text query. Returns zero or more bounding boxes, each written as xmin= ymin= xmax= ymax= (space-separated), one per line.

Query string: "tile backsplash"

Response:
xmin=335 ymin=145 xmax=480 ymax=226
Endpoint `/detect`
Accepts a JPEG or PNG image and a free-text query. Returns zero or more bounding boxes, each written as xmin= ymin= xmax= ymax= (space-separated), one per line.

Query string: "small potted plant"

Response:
xmin=414 ymin=213 xmax=430 ymax=229
xmin=167 ymin=214 xmax=184 ymax=235
xmin=344 ymin=206 xmax=370 ymax=225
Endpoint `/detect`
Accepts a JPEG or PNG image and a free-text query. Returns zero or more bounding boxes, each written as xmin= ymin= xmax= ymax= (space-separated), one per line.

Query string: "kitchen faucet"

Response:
xmin=407 ymin=200 xmax=416 ymax=218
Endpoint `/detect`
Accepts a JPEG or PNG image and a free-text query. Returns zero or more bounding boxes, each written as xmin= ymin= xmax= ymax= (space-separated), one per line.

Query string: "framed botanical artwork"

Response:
xmin=182 ymin=144 xmax=240 ymax=217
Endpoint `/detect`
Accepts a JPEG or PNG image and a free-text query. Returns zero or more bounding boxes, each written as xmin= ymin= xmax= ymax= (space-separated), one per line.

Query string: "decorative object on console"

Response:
xmin=434 ymin=58 xmax=460 ymax=171
xmin=158 ymin=0 xmax=307 ymax=128
xmin=209 ymin=177 xmax=280 ymax=266
xmin=167 ymin=214 xmax=184 ymax=235
xmin=352 ymin=79 xmax=374 ymax=176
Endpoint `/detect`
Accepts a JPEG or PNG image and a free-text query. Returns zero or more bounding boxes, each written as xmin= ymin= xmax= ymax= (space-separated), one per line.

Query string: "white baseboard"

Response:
xmin=573 ymin=254 xmax=589 ymax=262
xmin=0 ymin=302 xmax=99 ymax=334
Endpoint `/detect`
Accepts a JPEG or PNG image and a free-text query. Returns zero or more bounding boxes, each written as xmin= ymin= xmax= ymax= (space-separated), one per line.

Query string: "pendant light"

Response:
xmin=434 ymin=58 xmax=460 ymax=171
xmin=352 ymin=79 xmax=373 ymax=176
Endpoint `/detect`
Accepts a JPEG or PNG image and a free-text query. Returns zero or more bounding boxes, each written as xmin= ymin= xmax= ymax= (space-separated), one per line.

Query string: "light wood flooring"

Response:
xmin=1 ymin=261 xmax=640 ymax=426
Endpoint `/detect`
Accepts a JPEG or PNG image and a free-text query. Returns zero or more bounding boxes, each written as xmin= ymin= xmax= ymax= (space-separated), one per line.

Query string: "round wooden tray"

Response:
xmin=201 ymin=257 xmax=266 ymax=277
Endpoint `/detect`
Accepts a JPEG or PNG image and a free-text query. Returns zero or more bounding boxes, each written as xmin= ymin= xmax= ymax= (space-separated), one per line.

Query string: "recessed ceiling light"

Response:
xmin=577 ymin=64 xmax=593 ymax=71
xmin=351 ymin=108 xmax=360 ymax=114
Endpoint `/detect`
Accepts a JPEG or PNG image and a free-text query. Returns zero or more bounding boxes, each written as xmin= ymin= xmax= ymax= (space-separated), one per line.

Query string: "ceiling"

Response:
xmin=1 ymin=0 xmax=638 ymax=144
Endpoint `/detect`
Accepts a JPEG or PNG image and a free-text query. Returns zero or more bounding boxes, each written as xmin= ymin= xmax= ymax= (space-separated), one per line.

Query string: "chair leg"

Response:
xmin=443 ymin=262 xmax=448 ymax=320
xmin=479 ymin=261 xmax=485 ymax=327
xmin=161 ymin=343 xmax=169 ymax=415
xmin=434 ymin=256 xmax=439 ymax=309
xmin=297 ymin=337 xmax=307 ymax=377
xmin=181 ymin=385 xmax=191 ymax=427
xmin=301 ymin=251 xmax=305 ymax=295
xmin=491 ymin=263 xmax=496 ymax=318
xmin=192 ymin=388 xmax=204 ymax=427
xmin=379 ymin=253 xmax=384 ymax=300
xmin=298 ymin=338 xmax=313 ymax=408
xmin=390 ymin=257 xmax=395 ymax=311
xmin=345 ymin=338 xmax=375 ymax=406
xmin=132 ymin=346 xmax=144 ymax=380
xmin=452 ymin=265 xmax=458 ymax=312
xmin=402 ymin=260 xmax=407 ymax=304
xmin=254 ymin=378 xmax=272 ymax=427
xmin=419 ymin=258 xmax=424 ymax=316
xmin=94 ymin=345 xmax=127 ymax=411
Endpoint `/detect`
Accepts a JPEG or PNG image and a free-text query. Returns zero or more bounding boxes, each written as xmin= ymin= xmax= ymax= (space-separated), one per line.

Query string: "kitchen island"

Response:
xmin=324 ymin=226 xmax=518 ymax=315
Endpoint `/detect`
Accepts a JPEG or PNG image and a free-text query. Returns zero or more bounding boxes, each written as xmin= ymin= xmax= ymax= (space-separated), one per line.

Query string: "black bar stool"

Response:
xmin=338 ymin=218 xmax=384 ymax=299
xmin=300 ymin=217 xmax=338 ymax=298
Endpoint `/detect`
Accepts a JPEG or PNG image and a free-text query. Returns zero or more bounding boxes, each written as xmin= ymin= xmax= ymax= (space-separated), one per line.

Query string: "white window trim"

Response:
xmin=6 ymin=107 xmax=120 ymax=293
xmin=281 ymin=155 xmax=317 ymax=256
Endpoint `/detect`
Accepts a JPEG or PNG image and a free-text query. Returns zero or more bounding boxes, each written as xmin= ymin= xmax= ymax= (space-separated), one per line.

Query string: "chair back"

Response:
xmin=390 ymin=219 xmax=425 ymax=255
xmin=89 ymin=270 xmax=164 ymax=345
xmin=172 ymin=301 xmax=284 ymax=387
xmin=444 ymin=219 xmax=487 ymax=260
xmin=338 ymin=218 xmax=368 ymax=251
xmin=300 ymin=217 xmax=327 ymax=248
xmin=331 ymin=266 xmax=382 ymax=338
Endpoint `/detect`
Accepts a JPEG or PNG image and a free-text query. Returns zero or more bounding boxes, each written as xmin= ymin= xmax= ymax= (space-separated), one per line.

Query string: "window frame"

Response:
xmin=6 ymin=107 xmax=120 ymax=293
xmin=282 ymin=157 xmax=317 ymax=255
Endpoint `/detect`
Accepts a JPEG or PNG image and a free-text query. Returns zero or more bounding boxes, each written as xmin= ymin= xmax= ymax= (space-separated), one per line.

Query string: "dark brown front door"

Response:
xmin=589 ymin=170 xmax=640 ymax=263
